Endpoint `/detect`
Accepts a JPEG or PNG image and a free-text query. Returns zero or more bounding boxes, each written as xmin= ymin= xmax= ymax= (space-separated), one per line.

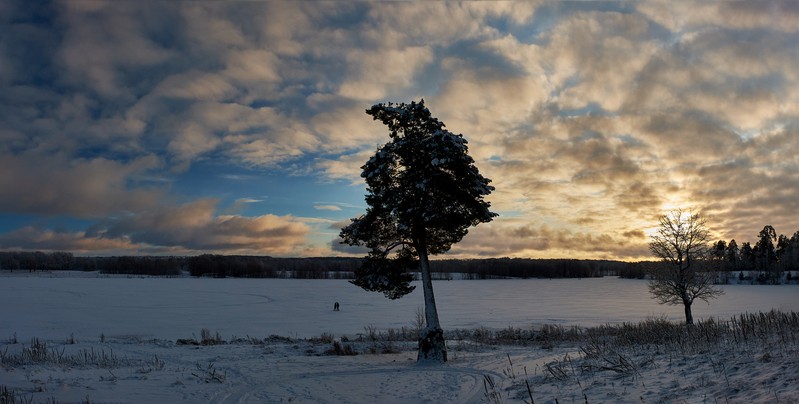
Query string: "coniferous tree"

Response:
xmin=788 ymin=231 xmax=799 ymax=275
xmin=740 ymin=242 xmax=755 ymax=280
xmin=711 ymin=240 xmax=728 ymax=283
xmin=755 ymin=225 xmax=779 ymax=284
xmin=340 ymin=100 xmax=497 ymax=363
xmin=725 ymin=239 xmax=739 ymax=272
xmin=777 ymin=234 xmax=790 ymax=280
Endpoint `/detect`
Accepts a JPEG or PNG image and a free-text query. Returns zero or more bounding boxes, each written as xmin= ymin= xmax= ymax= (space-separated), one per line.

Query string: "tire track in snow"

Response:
xmin=208 ymin=366 xmax=493 ymax=404
xmin=205 ymin=348 xmax=573 ymax=404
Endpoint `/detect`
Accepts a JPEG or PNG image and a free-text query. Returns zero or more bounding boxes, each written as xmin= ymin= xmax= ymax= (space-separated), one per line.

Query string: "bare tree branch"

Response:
xmin=648 ymin=209 xmax=723 ymax=324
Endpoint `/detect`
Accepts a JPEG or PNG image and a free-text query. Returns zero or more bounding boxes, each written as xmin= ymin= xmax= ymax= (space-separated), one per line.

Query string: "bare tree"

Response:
xmin=648 ymin=209 xmax=723 ymax=324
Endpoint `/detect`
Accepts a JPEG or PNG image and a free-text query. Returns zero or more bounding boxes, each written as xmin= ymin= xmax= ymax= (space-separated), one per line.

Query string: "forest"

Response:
xmin=705 ymin=225 xmax=799 ymax=284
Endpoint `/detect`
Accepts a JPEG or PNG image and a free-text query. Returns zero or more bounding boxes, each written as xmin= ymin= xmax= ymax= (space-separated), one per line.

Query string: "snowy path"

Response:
xmin=0 ymin=337 xmax=572 ymax=403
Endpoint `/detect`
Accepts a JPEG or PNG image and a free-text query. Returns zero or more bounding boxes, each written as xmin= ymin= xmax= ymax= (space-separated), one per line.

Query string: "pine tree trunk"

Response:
xmin=415 ymin=238 xmax=447 ymax=363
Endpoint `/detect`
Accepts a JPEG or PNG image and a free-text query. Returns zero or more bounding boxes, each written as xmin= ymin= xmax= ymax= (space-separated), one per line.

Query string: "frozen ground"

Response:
xmin=2 ymin=272 xmax=798 ymax=341
xmin=1 ymin=271 xmax=798 ymax=403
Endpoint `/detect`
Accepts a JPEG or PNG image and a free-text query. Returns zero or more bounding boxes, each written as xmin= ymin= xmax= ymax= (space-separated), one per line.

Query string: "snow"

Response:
xmin=2 ymin=271 xmax=799 ymax=403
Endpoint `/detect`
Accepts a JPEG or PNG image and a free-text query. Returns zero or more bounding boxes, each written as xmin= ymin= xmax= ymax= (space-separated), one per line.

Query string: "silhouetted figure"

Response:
xmin=334 ymin=302 xmax=340 ymax=311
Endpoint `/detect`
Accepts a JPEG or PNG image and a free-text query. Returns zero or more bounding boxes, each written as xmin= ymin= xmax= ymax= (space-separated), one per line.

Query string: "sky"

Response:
xmin=1 ymin=1 xmax=798 ymax=261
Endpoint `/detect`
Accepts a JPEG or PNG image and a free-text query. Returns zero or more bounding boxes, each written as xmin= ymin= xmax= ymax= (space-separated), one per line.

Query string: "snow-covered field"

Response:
xmin=2 ymin=271 xmax=799 ymax=403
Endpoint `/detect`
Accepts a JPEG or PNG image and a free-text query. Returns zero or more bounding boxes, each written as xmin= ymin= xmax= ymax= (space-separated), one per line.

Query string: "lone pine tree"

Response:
xmin=340 ymin=100 xmax=497 ymax=363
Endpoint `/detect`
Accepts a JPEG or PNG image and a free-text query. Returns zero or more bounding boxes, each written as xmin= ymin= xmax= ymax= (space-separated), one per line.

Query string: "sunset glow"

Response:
xmin=2 ymin=1 xmax=798 ymax=260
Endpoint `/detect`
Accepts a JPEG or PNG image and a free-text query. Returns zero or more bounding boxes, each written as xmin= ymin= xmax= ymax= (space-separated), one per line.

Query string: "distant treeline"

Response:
xmin=185 ymin=255 xmax=360 ymax=279
xmin=429 ymin=258 xmax=628 ymax=279
xmin=3 ymin=251 xmax=793 ymax=283
xmin=0 ymin=251 xmax=184 ymax=276
xmin=185 ymin=256 xmax=633 ymax=279
xmin=1 ymin=251 xmax=635 ymax=279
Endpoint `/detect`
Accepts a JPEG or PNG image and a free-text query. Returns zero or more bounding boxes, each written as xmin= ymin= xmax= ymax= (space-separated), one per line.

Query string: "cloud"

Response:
xmin=315 ymin=150 xmax=374 ymax=184
xmin=447 ymin=219 xmax=651 ymax=260
xmin=2 ymin=1 xmax=799 ymax=260
xmin=541 ymin=9 xmax=659 ymax=112
xmin=0 ymin=227 xmax=138 ymax=255
xmin=0 ymin=197 xmax=313 ymax=256
xmin=57 ymin=1 xmax=175 ymax=99
xmin=637 ymin=1 xmax=799 ymax=33
xmin=97 ymin=199 xmax=311 ymax=254
xmin=0 ymin=152 xmax=162 ymax=217
xmin=339 ymin=47 xmax=434 ymax=100
xmin=309 ymin=99 xmax=389 ymax=153
xmin=150 ymin=70 xmax=241 ymax=102
xmin=313 ymin=205 xmax=341 ymax=212
xmin=691 ymin=124 xmax=799 ymax=239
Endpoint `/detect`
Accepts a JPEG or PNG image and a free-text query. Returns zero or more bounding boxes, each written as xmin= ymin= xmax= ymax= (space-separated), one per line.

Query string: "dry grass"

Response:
xmin=510 ymin=310 xmax=799 ymax=403
xmin=0 ymin=338 xmax=135 ymax=368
